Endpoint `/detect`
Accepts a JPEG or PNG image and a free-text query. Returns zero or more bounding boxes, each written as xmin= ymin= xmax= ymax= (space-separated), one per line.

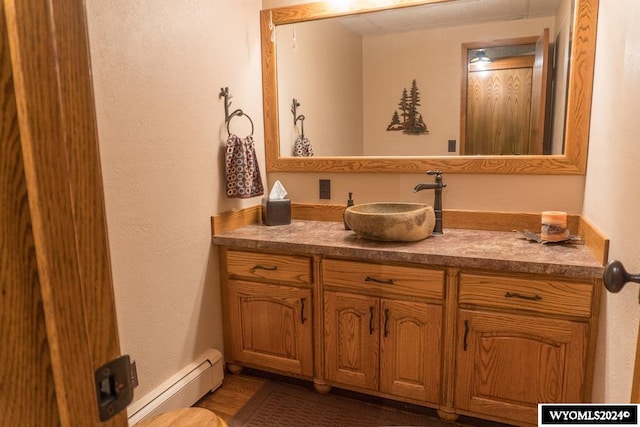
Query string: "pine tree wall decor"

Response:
xmin=386 ymin=79 xmax=429 ymax=135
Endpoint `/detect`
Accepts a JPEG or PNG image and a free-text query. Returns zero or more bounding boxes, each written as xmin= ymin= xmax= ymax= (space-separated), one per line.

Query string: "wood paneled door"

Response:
xmin=1 ymin=0 xmax=125 ymax=425
xmin=461 ymin=30 xmax=551 ymax=156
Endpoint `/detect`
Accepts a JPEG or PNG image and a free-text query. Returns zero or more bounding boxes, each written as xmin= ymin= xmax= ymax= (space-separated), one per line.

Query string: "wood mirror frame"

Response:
xmin=261 ymin=0 xmax=598 ymax=174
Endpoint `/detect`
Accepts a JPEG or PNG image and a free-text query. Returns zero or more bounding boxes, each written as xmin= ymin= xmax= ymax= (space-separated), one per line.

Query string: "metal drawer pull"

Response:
xmin=504 ymin=291 xmax=542 ymax=301
xmin=300 ymin=298 xmax=306 ymax=324
xmin=369 ymin=306 xmax=375 ymax=335
xmin=365 ymin=276 xmax=394 ymax=285
xmin=253 ymin=264 xmax=277 ymax=271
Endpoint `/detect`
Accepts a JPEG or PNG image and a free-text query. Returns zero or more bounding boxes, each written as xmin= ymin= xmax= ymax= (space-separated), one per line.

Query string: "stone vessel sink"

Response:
xmin=344 ymin=203 xmax=436 ymax=242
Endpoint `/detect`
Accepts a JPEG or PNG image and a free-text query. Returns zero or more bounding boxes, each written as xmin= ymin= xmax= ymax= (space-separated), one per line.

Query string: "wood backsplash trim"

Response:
xmin=211 ymin=205 xmax=262 ymax=235
xmin=211 ymin=203 xmax=608 ymax=265
xmin=578 ymin=216 xmax=609 ymax=266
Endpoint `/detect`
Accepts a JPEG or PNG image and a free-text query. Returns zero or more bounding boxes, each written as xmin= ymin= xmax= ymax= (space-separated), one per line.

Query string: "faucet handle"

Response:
xmin=426 ymin=170 xmax=443 ymax=182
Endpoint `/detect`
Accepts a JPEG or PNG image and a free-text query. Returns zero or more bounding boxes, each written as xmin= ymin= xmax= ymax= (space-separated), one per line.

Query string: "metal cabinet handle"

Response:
xmin=505 ymin=291 xmax=542 ymax=301
xmin=365 ymin=276 xmax=394 ymax=285
xmin=463 ymin=320 xmax=469 ymax=351
xmin=300 ymin=298 xmax=306 ymax=324
xmin=252 ymin=264 xmax=277 ymax=271
xmin=383 ymin=308 xmax=389 ymax=337
xmin=369 ymin=306 xmax=375 ymax=335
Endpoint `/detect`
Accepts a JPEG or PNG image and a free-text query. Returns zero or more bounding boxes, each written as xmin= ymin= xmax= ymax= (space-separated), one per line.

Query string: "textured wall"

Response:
xmin=85 ymin=0 xmax=264 ymax=405
xmin=583 ymin=0 xmax=640 ymax=403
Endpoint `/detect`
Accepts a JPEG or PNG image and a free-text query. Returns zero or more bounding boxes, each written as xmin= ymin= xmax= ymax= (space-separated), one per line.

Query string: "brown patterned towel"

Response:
xmin=225 ymin=133 xmax=264 ymax=199
xmin=293 ymin=134 xmax=313 ymax=157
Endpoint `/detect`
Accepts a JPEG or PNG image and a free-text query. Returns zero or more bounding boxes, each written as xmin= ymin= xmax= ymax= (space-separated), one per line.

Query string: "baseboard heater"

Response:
xmin=127 ymin=348 xmax=224 ymax=426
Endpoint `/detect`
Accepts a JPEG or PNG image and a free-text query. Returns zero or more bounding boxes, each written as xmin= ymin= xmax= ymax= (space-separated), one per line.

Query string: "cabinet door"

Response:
xmin=228 ymin=280 xmax=313 ymax=377
xmin=324 ymin=291 xmax=379 ymax=390
xmin=380 ymin=299 xmax=442 ymax=404
xmin=456 ymin=310 xmax=588 ymax=425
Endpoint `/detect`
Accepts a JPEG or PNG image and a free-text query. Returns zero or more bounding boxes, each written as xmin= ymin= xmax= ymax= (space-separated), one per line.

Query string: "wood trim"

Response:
xmin=578 ymin=215 xmax=609 ymax=266
xmin=584 ymin=277 xmax=603 ymax=402
xmin=50 ymin=0 xmax=122 ymax=378
xmin=211 ymin=205 xmax=262 ymax=235
xmin=632 ymin=322 xmax=640 ymax=403
xmin=4 ymin=0 xmax=125 ymax=424
xmin=468 ymin=55 xmax=534 ymax=72
xmin=312 ymin=254 xmax=327 ymax=391
xmin=438 ymin=268 xmax=460 ymax=422
xmin=443 ymin=210 xmax=580 ymax=233
xmin=268 ymin=0 xmax=448 ymax=25
xmin=459 ymin=44 xmax=468 ymax=157
xmin=262 ymin=0 xmax=598 ymax=175
xmin=564 ymin=0 xmax=599 ymax=176
xmin=0 ymin=5 xmax=59 ymax=422
xmin=218 ymin=247 xmax=235 ymax=366
xmin=292 ymin=203 xmax=344 ymax=222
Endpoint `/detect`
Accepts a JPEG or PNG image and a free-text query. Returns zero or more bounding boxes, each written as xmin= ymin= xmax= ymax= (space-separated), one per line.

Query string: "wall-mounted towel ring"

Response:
xmin=291 ymin=98 xmax=305 ymax=137
xmin=220 ymin=87 xmax=254 ymax=136
xmin=226 ymin=113 xmax=254 ymax=137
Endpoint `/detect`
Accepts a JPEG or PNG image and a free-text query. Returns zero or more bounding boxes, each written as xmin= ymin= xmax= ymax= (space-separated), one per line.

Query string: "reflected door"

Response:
xmin=462 ymin=30 xmax=550 ymax=156
xmin=466 ymin=58 xmax=534 ymax=155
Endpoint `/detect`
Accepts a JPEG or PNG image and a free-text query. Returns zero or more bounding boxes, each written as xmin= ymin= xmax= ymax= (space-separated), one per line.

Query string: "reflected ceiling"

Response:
xmin=339 ymin=0 xmax=562 ymax=35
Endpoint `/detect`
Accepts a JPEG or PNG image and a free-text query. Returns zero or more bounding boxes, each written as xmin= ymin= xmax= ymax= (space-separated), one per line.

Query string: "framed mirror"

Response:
xmin=261 ymin=0 xmax=597 ymax=174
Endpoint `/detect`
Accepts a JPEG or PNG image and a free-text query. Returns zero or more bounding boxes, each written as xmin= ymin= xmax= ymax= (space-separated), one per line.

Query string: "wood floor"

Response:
xmin=193 ymin=371 xmax=513 ymax=426
xmin=194 ymin=372 xmax=268 ymax=422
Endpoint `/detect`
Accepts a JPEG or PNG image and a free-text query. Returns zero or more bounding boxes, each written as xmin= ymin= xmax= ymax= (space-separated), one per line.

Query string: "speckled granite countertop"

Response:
xmin=212 ymin=220 xmax=604 ymax=279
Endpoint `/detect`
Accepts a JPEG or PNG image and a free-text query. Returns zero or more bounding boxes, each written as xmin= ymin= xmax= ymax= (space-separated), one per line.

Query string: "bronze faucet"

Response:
xmin=413 ymin=170 xmax=446 ymax=235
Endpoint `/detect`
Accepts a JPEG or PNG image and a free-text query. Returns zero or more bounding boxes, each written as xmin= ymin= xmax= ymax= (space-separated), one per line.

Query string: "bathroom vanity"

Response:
xmin=212 ymin=206 xmax=605 ymax=426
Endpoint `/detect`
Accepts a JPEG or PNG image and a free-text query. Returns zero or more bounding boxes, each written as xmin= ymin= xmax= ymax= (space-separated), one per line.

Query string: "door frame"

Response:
xmin=3 ymin=0 xmax=125 ymax=424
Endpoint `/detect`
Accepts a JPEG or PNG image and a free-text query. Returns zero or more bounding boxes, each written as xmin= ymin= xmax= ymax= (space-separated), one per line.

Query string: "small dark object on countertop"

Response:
xmin=262 ymin=197 xmax=291 ymax=226
xmin=516 ymin=229 xmax=584 ymax=245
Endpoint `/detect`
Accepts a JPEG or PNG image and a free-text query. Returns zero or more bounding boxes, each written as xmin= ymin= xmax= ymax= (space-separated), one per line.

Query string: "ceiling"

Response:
xmin=338 ymin=0 xmax=563 ymax=35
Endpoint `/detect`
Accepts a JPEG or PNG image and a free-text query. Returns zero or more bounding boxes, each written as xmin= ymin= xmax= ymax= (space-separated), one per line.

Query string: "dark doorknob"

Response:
xmin=603 ymin=260 xmax=640 ymax=293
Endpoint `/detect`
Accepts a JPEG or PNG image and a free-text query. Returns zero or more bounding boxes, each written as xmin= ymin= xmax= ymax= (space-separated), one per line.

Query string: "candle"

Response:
xmin=541 ymin=211 xmax=568 ymax=242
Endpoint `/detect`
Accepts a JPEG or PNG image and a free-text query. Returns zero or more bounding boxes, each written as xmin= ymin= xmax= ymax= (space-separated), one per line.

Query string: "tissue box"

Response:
xmin=262 ymin=197 xmax=291 ymax=226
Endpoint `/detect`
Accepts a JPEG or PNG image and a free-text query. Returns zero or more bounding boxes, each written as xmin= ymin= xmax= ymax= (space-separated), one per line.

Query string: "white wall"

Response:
xmin=583 ymin=0 xmax=640 ymax=403
xmin=277 ymin=19 xmax=363 ymax=156
xmin=85 ymin=0 xmax=264 ymax=405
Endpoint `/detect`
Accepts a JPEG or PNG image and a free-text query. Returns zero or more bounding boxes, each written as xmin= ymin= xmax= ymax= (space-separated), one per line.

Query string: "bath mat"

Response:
xmin=228 ymin=380 xmax=501 ymax=427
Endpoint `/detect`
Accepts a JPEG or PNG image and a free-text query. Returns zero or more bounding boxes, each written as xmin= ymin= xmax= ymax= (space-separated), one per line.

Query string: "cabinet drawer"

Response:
xmin=226 ymin=250 xmax=312 ymax=285
xmin=459 ymin=273 xmax=593 ymax=318
xmin=323 ymin=259 xmax=444 ymax=300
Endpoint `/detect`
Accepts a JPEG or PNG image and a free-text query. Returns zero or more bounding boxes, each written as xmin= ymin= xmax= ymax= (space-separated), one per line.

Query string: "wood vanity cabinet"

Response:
xmin=221 ymin=248 xmax=314 ymax=378
xmin=322 ymin=258 xmax=444 ymax=405
xmin=454 ymin=271 xmax=594 ymax=425
xmin=216 ymin=231 xmax=601 ymax=426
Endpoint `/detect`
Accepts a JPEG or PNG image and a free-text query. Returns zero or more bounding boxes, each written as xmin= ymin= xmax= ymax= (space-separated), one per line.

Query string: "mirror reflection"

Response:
xmin=275 ymin=0 xmax=571 ymax=158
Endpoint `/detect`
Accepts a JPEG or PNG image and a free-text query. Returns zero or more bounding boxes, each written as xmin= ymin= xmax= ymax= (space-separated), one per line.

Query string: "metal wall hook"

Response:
xmin=291 ymin=98 xmax=305 ymax=137
xmin=220 ymin=87 xmax=254 ymax=136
